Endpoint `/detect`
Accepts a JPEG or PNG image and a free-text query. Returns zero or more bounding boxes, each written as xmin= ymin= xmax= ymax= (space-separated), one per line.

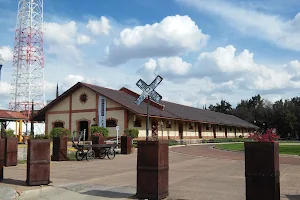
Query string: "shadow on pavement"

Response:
xmin=81 ymin=190 xmax=136 ymax=199
xmin=1 ymin=178 xmax=27 ymax=186
xmin=286 ymin=195 xmax=300 ymax=200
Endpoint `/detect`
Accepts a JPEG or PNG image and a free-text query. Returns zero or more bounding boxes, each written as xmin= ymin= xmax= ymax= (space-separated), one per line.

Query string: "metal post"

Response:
xmin=146 ymin=96 xmax=149 ymax=141
xmin=116 ymin=129 xmax=119 ymax=147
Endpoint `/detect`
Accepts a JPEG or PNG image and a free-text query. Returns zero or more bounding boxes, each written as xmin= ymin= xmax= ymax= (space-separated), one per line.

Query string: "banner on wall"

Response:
xmin=98 ymin=95 xmax=107 ymax=128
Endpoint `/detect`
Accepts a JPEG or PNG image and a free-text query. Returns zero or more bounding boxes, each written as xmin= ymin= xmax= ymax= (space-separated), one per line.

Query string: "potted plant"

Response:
xmin=27 ymin=134 xmax=51 ymax=186
xmin=123 ymin=128 xmax=139 ymax=154
xmin=50 ymin=128 xmax=71 ymax=161
xmin=91 ymin=126 xmax=109 ymax=143
xmin=245 ymin=128 xmax=280 ymax=199
xmin=3 ymin=129 xmax=18 ymax=167
xmin=91 ymin=126 xmax=109 ymax=157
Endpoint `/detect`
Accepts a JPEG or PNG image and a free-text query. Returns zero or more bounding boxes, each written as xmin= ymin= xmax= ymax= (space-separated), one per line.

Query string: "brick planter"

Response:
xmin=244 ymin=142 xmax=280 ymax=200
xmin=136 ymin=140 xmax=169 ymax=200
xmin=5 ymin=137 xmax=18 ymax=167
xmin=26 ymin=139 xmax=51 ymax=186
xmin=52 ymin=137 xmax=68 ymax=161
xmin=0 ymin=139 xmax=4 ymax=181
xmin=121 ymin=136 xmax=132 ymax=154
xmin=92 ymin=135 xmax=105 ymax=158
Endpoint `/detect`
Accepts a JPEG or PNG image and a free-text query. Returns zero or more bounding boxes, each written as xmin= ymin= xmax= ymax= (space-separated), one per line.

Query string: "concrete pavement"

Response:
xmin=1 ymin=144 xmax=300 ymax=199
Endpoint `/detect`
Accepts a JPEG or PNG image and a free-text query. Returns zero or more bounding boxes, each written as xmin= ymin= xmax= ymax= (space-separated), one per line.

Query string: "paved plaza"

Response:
xmin=0 ymin=144 xmax=300 ymax=199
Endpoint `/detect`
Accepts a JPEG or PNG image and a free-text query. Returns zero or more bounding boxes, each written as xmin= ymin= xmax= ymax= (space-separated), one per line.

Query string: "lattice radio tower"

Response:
xmin=9 ymin=0 xmax=45 ymax=117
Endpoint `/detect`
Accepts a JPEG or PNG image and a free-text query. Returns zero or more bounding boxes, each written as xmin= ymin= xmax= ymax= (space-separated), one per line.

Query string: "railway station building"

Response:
xmin=32 ymin=82 xmax=258 ymax=141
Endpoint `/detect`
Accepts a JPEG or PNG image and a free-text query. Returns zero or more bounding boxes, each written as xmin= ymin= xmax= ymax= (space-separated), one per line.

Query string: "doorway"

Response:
xmin=178 ymin=122 xmax=183 ymax=140
xmin=198 ymin=123 xmax=202 ymax=138
xmin=79 ymin=121 xmax=89 ymax=141
xmin=213 ymin=125 xmax=216 ymax=138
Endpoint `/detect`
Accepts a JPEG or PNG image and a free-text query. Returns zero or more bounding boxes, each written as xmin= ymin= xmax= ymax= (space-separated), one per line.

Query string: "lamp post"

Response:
xmin=0 ymin=54 xmax=4 ymax=81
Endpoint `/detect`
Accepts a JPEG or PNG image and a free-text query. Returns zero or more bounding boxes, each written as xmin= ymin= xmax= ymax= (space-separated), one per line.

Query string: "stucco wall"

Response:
xmin=47 ymin=113 xmax=69 ymax=134
xmin=106 ymin=98 xmax=122 ymax=108
xmin=71 ymin=112 xmax=96 ymax=133
xmin=106 ymin=110 xmax=125 ymax=137
xmin=72 ymin=87 xmax=97 ymax=110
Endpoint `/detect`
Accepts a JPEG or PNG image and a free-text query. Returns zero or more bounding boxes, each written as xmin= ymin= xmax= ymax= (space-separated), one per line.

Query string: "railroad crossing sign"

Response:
xmin=135 ymin=75 xmax=163 ymax=140
xmin=135 ymin=75 xmax=163 ymax=105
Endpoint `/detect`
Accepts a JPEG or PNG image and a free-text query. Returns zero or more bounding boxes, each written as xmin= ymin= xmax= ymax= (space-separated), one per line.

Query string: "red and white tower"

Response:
xmin=9 ymin=0 xmax=45 ymax=117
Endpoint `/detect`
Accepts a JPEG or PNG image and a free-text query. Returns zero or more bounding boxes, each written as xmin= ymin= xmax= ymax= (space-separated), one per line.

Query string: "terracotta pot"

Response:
xmin=92 ymin=134 xmax=105 ymax=158
xmin=27 ymin=139 xmax=51 ymax=186
xmin=4 ymin=137 xmax=18 ymax=167
xmin=121 ymin=136 xmax=132 ymax=154
xmin=244 ymin=142 xmax=280 ymax=200
xmin=51 ymin=137 xmax=68 ymax=161
xmin=136 ymin=140 xmax=169 ymax=200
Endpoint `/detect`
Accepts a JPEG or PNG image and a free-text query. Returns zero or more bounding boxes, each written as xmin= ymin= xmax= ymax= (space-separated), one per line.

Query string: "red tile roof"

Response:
xmin=32 ymin=82 xmax=258 ymax=129
xmin=0 ymin=110 xmax=27 ymax=121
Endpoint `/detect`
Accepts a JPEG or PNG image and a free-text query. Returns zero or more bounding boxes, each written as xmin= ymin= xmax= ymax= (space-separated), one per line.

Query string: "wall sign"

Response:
xmin=98 ymin=95 xmax=107 ymax=128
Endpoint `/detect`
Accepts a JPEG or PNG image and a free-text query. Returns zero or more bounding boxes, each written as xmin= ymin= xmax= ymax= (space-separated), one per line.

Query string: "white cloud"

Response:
xmin=61 ymin=74 xmax=109 ymax=91
xmin=138 ymin=57 xmax=192 ymax=81
xmin=103 ymin=15 xmax=209 ymax=66
xmin=284 ymin=60 xmax=300 ymax=74
xmin=178 ymin=0 xmax=300 ymax=51
xmin=77 ymin=34 xmax=91 ymax=44
xmin=0 ymin=46 xmax=13 ymax=62
xmin=86 ymin=16 xmax=111 ymax=35
xmin=192 ymin=45 xmax=292 ymax=91
xmin=44 ymin=21 xmax=77 ymax=44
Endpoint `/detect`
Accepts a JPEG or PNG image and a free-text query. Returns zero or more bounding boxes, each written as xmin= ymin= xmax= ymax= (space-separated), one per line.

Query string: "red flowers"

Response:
xmin=248 ymin=128 xmax=279 ymax=142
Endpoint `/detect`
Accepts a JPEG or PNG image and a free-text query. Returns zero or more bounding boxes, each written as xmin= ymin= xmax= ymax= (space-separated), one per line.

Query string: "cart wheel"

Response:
xmin=76 ymin=150 xmax=84 ymax=161
xmin=86 ymin=149 xmax=95 ymax=161
xmin=99 ymin=148 xmax=106 ymax=159
xmin=107 ymin=149 xmax=116 ymax=160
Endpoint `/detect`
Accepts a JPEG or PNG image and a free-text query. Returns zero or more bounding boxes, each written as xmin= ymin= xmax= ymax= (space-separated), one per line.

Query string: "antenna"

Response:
xmin=9 ymin=0 xmax=45 ymax=117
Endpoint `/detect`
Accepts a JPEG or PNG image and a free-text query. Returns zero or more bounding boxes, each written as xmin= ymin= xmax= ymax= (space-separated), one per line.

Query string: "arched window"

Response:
xmin=106 ymin=118 xmax=117 ymax=127
xmin=54 ymin=121 xmax=64 ymax=128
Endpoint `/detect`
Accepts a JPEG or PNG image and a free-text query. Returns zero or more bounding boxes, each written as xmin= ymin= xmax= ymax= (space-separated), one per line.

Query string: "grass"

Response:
xmin=215 ymin=143 xmax=300 ymax=155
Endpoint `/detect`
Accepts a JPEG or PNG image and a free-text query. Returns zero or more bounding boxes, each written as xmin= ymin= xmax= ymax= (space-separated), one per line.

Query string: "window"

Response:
xmin=189 ymin=123 xmax=193 ymax=129
xmin=79 ymin=93 xmax=88 ymax=104
xmin=166 ymin=121 xmax=171 ymax=128
xmin=219 ymin=126 xmax=222 ymax=131
xmin=206 ymin=125 xmax=209 ymax=130
xmin=106 ymin=118 xmax=117 ymax=127
xmin=134 ymin=118 xmax=141 ymax=127
xmin=229 ymin=127 xmax=232 ymax=131
xmin=54 ymin=122 xmax=64 ymax=128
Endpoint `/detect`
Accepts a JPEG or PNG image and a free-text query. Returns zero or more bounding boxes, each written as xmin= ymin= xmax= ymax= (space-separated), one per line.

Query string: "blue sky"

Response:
xmin=1 ymin=0 xmax=300 ymax=109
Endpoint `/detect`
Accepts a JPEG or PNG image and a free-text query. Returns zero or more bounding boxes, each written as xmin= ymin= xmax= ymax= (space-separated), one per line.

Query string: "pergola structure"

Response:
xmin=0 ymin=110 xmax=27 ymax=141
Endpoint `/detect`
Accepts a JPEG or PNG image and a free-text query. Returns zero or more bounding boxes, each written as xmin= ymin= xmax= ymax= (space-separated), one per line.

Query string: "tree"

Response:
xmin=208 ymin=100 xmax=232 ymax=114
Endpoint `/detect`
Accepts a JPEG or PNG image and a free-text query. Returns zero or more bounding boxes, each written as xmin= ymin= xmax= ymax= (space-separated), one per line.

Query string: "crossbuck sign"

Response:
xmin=135 ymin=75 xmax=163 ymax=105
xmin=135 ymin=75 xmax=163 ymax=140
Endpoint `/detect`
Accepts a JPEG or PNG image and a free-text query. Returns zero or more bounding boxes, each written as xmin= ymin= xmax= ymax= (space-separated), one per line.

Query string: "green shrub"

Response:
xmin=168 ymin=139 xmax=179 ymax=146
xmin=50 ymin=127 xmax=71 ymax=138
xmin=29 ymin=134 xmax=49 ymax=140
xmin=239 ymin=135 xmax=244 ymax=138
xmin=5 ymin=129 xmax=16 ymax=137
xmin=90 ymin=126 xmax=109 ymax=137
xmin=124 ymin=128 xmax=139 ymax=139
